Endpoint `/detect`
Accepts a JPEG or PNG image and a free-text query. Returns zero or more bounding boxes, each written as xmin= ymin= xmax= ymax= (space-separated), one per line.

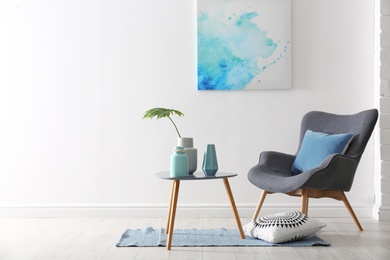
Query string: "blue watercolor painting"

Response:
xmin=197 ymin=0 xmax=291 ymax=90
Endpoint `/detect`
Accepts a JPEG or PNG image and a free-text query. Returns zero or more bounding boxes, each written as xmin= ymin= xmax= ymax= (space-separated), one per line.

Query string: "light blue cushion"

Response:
xmin=291 ymin=130 xmax=353 ymax=175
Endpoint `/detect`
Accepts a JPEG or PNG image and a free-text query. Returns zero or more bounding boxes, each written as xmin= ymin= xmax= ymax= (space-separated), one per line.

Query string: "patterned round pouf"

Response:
xmin=243 ymin=211 xmax=326 ymax=243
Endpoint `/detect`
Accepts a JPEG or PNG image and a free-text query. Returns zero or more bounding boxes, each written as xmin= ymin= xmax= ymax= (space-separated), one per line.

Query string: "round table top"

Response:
xmin=155 ymin=171 xmax=237 ymax=181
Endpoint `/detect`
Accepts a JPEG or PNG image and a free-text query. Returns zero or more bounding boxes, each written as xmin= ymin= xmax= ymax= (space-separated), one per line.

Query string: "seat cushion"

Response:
xmin=291 ymin=130 xmax=353 ymax=175
xmin=243 ymin=211 xmax=326 ymax=243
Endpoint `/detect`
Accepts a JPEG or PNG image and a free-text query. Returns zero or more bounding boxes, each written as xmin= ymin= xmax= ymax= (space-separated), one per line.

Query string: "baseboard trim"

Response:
xmin=372 ymin=204 xmax=390 ymax=220
xmin=0 ymin=203 xmax=374 ymax=218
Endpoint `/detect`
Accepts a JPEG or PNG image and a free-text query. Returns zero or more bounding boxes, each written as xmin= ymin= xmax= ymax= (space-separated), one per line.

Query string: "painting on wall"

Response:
xmin=197 ymin=0 xmax=291 ymax=90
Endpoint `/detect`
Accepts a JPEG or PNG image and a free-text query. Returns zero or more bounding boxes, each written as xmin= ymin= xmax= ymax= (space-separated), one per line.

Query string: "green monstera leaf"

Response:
xmin=142 ymin=108 xmax=184 ymax=138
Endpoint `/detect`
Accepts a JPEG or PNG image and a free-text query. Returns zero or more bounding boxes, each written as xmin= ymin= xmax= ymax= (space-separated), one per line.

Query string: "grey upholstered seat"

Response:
xmin=247 ymin=109 xmax=378 ymax=231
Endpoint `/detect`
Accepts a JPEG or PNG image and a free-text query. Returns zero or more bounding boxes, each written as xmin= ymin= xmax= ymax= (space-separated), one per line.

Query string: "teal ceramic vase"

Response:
xmin=170 ymin=146 xmax=188 ymax=178
xmin=202 ymin=144 xmax=218 ymax=176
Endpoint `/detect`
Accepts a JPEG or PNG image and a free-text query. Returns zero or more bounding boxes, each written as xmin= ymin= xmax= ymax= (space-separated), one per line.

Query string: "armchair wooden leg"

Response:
xmin=253 ymin=190 xmax=268 ymax=220
xmin=340 ymin=191 xmax=363 ymax=231
xmin=301 ymin=189 xmax=309 ymax=215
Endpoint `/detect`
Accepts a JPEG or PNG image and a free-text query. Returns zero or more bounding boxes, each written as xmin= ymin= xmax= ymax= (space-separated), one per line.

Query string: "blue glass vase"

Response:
xmin=170 ymin=146 xmax=188 ymax=178
xmin=202 ymin=144 xmax=218 ymax=176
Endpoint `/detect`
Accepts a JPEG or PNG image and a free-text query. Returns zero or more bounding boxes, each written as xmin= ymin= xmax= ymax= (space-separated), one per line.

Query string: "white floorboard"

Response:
xmin=0 ymin=217 xmax=389 ymax=260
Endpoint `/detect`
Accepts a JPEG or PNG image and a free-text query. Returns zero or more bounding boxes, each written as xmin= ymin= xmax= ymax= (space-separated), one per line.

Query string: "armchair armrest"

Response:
xmin=249 ymin=152 xmax=359 ymax=193
xmin=301 ymin=153 xmax=359 ymax=191
xmin=259 ymin=151 xmax=296 ymax=172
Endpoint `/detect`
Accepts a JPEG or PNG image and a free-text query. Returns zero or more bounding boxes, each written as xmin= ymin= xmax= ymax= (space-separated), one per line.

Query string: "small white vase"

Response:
xmin=177 ymin=137 xmax=197 ymax=174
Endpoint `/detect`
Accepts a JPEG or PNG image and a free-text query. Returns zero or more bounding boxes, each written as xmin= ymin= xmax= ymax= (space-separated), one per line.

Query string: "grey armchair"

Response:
xmin=248 ymin=109 xmax=378 ymax=231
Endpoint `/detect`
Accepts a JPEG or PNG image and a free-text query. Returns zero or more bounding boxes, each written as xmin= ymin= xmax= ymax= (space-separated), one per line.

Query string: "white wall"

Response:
xmin=0 ymin=0 xmax=375 ymax=217
xmin=374 ymin=0 xmax=390 ymax=220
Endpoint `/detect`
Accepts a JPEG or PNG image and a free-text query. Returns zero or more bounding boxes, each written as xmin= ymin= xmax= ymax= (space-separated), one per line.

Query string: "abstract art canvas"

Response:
xmin=197 ymin=0 xmax=291 ymax=90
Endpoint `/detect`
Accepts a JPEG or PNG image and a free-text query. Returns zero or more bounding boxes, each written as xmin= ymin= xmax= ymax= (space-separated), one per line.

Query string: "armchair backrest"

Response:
xmin=298 ymin=109 xmax=378 ymax=159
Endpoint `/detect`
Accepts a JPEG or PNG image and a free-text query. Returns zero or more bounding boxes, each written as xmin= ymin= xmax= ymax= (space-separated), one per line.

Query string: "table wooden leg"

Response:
xmin=223 ymin=178 xmax=245 ymax=239
xmin=167 ymin=180 xmax=180 ymax=250
xmin=165 ymin=181 xmax=176 ymax=234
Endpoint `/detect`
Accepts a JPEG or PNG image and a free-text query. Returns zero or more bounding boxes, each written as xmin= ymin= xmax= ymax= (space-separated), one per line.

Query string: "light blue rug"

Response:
xmin=116 ymin=227 xmax=330 ymax=247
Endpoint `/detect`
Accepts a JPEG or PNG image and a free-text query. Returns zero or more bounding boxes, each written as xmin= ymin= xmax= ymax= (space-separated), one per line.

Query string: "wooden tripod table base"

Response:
xmin=155 ymin=171 xmax=245 ymax=250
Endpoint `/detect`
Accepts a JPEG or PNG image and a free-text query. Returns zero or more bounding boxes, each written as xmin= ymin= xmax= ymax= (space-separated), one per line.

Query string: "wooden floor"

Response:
xmin=1 ymin=217 xmax=390 ymax=260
